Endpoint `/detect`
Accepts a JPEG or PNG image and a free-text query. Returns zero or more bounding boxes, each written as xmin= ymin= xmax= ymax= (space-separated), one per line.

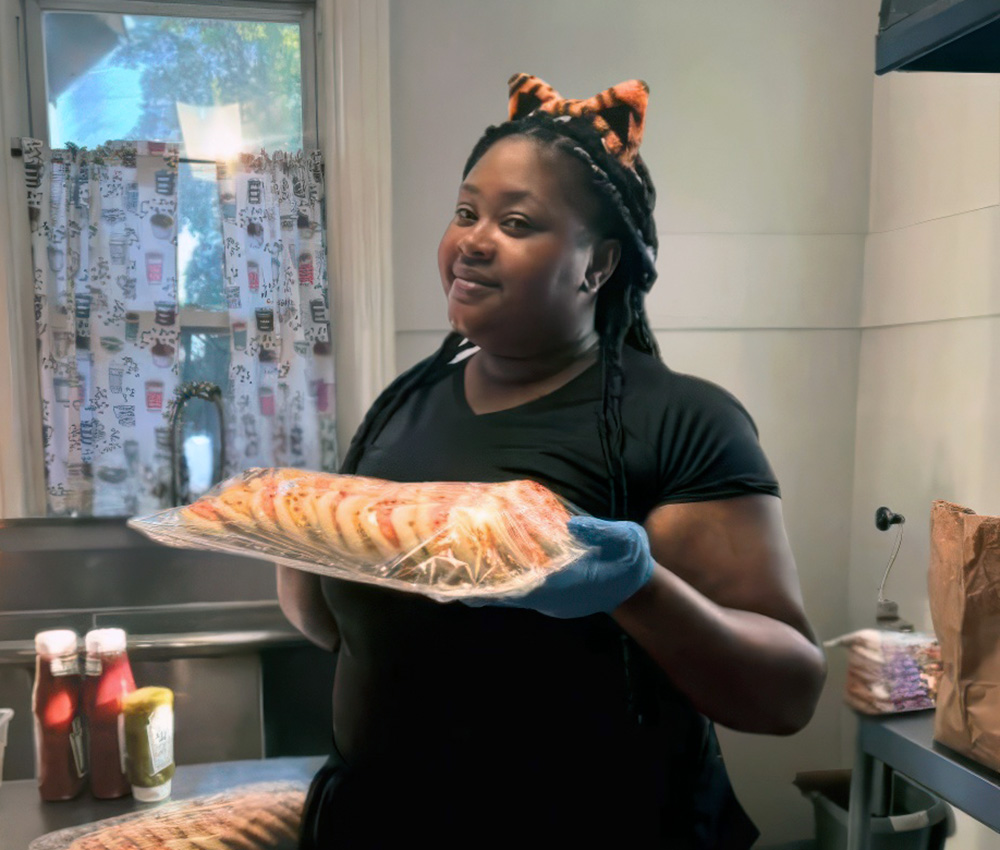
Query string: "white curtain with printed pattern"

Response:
xmin=21 ymin=139 xmax=181 ymax=516
xmin=216 ymin=150 xmax=337 ymax=475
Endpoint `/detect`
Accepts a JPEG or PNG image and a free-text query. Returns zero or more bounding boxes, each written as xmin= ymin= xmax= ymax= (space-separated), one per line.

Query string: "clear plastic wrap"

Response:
xmin=128 ymin=468 xmax=589 ymax=602
xmin=825 ymin=628 xmax=942 ymax=715
xmin=28 ymin=782 xmax=304 ymax=849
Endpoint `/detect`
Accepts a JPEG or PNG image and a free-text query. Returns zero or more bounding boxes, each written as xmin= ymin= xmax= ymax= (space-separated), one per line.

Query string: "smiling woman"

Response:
xmin=280 ymin=72 xmax=825 ymax=849
xmin=439 ymin=136 xmax=618 ymax=368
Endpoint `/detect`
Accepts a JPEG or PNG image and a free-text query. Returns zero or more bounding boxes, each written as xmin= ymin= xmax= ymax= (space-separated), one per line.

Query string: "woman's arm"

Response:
xmin=614 ymin=493 xmax=826 ymax=736
xmin=276 ymin=566 xmax=340 ymax=652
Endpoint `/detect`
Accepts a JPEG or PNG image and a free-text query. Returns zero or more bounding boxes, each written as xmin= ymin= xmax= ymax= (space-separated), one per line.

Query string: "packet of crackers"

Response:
xmin=128 ymin=468 xmax=589 ymax=601
xmin=824 ymin=628 xmax=942 ymax=715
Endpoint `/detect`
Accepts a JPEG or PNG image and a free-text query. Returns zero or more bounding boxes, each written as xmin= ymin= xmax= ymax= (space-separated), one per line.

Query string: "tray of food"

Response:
xmin=128 ymin=468 xmax=587 ymax=601
xmin=28 ymin=782 xmax=305 ymax=850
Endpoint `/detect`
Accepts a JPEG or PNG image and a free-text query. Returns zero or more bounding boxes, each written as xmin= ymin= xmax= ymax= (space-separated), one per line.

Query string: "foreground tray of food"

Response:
xmin=29 ymin=783 xmax=304 ymax=850
xmin=129 ymin=468 xmax=586 ymax=600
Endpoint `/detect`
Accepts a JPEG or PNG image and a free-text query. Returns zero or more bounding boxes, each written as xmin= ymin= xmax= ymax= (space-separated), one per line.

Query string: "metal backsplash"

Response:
xmin=0 ymin=517 xmax=278 ymax=612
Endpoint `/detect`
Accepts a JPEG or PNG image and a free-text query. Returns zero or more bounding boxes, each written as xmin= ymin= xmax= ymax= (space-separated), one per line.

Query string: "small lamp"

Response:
xmin=874 ymin=505 xmax=913 ymax=631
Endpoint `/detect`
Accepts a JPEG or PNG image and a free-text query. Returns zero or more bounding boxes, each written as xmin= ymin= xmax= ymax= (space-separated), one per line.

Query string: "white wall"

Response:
xmin=853 ymin=70 xmax=1000 ymax=850
xmin=389 ymin=1 xmax=879 ymax=844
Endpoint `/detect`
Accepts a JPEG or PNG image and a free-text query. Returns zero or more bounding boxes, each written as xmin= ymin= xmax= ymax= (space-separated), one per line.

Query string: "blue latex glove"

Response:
xmin=462 ymin=515 xmax=656 ymax=619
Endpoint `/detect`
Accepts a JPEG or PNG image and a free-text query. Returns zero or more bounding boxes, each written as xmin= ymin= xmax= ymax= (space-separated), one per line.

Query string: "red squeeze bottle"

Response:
xmin=83 ymin=628 xmax=136 ymax=799
xmin=32 ymin=629 xmax=86 ymax=801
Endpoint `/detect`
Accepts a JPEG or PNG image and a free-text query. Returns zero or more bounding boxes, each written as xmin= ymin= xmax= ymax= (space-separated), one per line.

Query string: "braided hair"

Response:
xmin=342 ymin=112 xmax=660 ymax=520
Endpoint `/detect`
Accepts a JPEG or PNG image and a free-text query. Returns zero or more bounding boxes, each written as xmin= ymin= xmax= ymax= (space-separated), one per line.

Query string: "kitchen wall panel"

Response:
xmin=648 ymin=233 xmax=864 ymax=330
xmin=868 ymin=72 xmax=1000 ymax=235
xmin=850 ymin=317 xmax=1000 ymax=635
xmin=862 ymin=206 xmax=1000 ymax=328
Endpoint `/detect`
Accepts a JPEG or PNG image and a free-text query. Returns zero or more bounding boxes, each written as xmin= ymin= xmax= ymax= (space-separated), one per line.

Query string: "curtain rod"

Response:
xmin=8 ymin=140 xmax=217 ymax=166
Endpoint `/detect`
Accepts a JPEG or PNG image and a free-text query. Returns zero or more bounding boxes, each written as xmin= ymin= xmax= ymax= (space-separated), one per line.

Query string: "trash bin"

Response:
xmin=794 ymin=769 xmax=952 ymax=850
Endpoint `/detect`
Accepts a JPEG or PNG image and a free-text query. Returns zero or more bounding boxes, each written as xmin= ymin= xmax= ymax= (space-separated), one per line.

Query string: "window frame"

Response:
xmin=22 ymin=0 xmax=319 ymax=153
xmin=3 ymin=0 xmax=395 ymax=518
xmin=17 ymin=0 xmax=325 ymax=512
xmin=22 ymin=0 xmax=322 ymax=334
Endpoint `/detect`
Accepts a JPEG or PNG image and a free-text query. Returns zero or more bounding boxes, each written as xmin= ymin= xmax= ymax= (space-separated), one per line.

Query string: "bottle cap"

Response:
xmin=123 ymin=686 xmax=174 ymax=715
xmin=132 ymin=780 xmax=171 ymax=802
xmin=34 ymin=629 xmax=78 ymax=656
xmin=85 ymin=628 xmax=128 ymax=654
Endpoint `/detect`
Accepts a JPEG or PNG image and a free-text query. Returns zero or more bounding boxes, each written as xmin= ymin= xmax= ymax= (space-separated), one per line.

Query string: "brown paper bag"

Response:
xmin=929 ymin=500 xmax=1000 ymax=771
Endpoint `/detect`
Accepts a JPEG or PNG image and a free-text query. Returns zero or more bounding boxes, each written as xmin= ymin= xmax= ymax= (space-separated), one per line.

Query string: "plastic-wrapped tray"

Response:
xmin=129 ymin=468 xmax=587 ymax=602
xmin=28 ymin=782 xmax=304 ymax=849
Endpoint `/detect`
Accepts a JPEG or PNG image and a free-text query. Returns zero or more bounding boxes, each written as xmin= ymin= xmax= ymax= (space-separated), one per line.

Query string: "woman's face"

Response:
xmin=438 ymin=136 xmax=611 ymax=357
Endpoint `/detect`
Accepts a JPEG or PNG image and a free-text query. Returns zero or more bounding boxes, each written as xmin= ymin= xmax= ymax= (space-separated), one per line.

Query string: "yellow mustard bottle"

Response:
xmin=122 ymin=686 xmax=175 ymax=802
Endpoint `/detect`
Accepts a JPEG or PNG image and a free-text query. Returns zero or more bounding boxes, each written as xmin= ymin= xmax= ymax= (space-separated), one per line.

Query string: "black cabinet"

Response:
xmin=877 ymin=0 xmax=1000 ymax=74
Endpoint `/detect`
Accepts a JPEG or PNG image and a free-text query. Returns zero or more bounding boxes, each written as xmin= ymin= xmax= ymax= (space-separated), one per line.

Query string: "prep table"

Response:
xmin=0 ymin=755 xmax=326 ymax=849
xmin=847 ymin=711 xmax=1000 ymax=849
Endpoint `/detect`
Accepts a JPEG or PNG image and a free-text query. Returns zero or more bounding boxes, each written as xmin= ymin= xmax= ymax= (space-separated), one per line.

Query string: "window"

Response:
xmin=22 ymin=0 xmax=318 ymax=502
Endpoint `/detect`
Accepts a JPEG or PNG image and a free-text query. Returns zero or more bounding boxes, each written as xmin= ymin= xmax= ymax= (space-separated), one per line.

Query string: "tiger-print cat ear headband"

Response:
xmin=507 ymin=73 xmax=649 ymax=171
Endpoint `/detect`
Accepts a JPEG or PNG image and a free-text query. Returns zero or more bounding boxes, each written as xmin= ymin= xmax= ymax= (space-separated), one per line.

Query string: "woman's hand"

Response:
xmin=462 ymin=515 xmax=655 ymax=619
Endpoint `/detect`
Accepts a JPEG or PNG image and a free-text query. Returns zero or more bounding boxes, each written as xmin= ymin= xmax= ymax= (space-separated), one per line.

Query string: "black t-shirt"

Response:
xmin=353 ymin=344 xmax=778 ymax=520
xmin=316 ymin=345 xmax=778 ymax=848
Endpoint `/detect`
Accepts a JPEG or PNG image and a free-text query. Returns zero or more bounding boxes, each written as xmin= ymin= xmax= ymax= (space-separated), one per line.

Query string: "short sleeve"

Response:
xmin=655 ymin=380 xmax=780 ymax=505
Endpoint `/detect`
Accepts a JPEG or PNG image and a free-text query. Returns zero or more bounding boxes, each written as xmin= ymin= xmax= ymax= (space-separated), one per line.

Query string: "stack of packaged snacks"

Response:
xmin=826 ymin=628 xmax=942 ymax=715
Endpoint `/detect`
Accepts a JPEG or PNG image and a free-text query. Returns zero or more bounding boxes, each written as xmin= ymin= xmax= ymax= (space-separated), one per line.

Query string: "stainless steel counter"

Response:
xmin=0 ymin=755 xmax=327 ymax=850
xmin=0 ymin=602 xmax=336 ymax=782
xmin=0 ymin=517 xmax=337 ymax=782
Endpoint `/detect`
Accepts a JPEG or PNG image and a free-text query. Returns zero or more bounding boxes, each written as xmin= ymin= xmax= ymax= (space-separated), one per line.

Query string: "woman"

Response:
xmin=280 ymin=73 xmax=826 ymax=848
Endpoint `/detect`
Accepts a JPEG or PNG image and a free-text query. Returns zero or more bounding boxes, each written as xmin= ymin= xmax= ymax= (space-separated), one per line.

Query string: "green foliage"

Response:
xmin=111 ymin=15 xmax=303 ymax=306
xmin=178 ymin=163 xmax=225 ymax=310
xmin=114 ymin=16 xmax=303 ymax=149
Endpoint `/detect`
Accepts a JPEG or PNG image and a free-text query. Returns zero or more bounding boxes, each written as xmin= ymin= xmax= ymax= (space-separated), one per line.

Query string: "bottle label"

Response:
xmin=146 ymin=706 xmax=174 ymax=776
xmin=50 ymin=654 xmax=79 ymax=677
xmin=70 ymin=716 xmax=87 ymax=778
xmin=84 ymin=656 xmax=102 ymax=676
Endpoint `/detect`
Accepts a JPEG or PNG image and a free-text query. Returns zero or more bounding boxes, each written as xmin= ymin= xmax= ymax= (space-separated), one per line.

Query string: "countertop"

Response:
xmin=0 ymin=755 xmax=326 ymax=849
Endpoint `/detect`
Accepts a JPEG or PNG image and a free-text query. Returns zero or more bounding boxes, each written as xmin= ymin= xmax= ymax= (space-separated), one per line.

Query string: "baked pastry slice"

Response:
xmin=149 ymin=469 xmax=584 ymax=597
xmin=31 ymin=784 xmax=304 ymax=850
